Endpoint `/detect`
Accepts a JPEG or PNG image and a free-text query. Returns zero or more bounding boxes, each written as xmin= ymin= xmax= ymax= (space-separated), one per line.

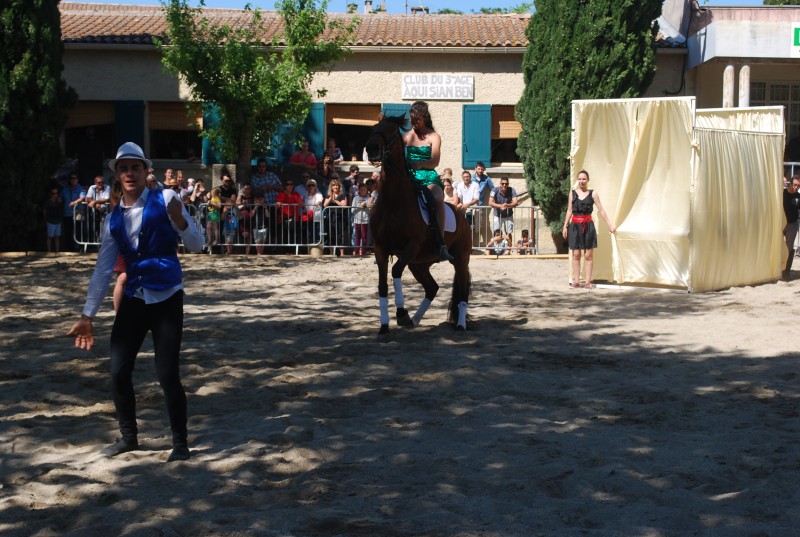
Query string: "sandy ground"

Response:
xmin=1 ymin=252 xmax=799 ymax=537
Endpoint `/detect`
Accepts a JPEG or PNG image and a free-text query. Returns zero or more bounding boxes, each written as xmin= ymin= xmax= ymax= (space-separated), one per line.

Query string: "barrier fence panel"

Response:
xmin=468 ymin=205 xmax=539 ymax=255
xmin=73 ymin=202 xmax=108 ymax=252
xmin=73 ymin=200 xmax=540 ymax=257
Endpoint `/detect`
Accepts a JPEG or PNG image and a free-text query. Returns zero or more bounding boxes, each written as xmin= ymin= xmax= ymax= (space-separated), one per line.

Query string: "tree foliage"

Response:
xmin=0 ymin=0 xmax=76 ymax=251
xmin=516 ymin=0 xmax=662 ymax=241
xmin=475 ymin=3 xmax=534 ymax=14
xmin=763 ymin=0 xmax=799 ymax=5
xmin=157 ymin=0 xmax=356 ymax=181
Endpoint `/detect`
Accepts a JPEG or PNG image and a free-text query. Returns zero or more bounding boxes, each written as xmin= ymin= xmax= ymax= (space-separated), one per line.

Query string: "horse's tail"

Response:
xmin=448 ymin=259 xmax=471 ymax=324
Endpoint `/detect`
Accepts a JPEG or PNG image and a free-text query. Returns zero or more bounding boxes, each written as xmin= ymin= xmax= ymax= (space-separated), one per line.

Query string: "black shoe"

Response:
xmin=439 ymin=245 xmax=454 ymax=262
xmin=167 ymin=445 xmax=191 ymax=462
xmin=100 ymin=438 xmax=139 ymax=457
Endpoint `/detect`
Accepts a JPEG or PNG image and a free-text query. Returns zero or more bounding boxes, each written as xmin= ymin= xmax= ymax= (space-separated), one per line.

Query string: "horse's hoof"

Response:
xmin=396 ymin=308 xmax=413 ymax=327
xmin=378 ymin=324 xmax=389 ymax=336
xmin=455 ymin=324 xmax=467 ymax=331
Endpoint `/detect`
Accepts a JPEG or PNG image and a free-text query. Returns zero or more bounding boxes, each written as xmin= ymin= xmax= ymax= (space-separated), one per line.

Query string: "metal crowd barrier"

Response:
xmin=73 ymin=201 xmax=541 ymax=256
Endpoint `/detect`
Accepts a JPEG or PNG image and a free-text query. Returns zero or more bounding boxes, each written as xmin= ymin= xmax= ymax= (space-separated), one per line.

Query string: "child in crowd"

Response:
xmin=206 ymin=187 xmax=222 ymax=253
xmin=517 ymin=229 xmax=531 ymax=255
xmin=44 ymin=187 xmax=63 ymax=253
xmin=351 ymin=182 xmax=371 ymax=255
xmin=252 ymin=193 xmax=269 ymax=255
xmin=485 ymin=229 xmax=509 ymax=256
xmin=223 ymin=204 xmax=239 ymax=255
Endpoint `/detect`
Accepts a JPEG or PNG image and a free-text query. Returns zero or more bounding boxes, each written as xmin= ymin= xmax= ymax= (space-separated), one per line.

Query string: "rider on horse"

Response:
xmin=403 ymin=101 xmax=454 ymax=262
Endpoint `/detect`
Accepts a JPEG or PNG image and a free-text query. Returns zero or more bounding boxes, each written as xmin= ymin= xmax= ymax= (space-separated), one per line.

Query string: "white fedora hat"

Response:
xmin=109 ymin=142 xmax=152 ymax=171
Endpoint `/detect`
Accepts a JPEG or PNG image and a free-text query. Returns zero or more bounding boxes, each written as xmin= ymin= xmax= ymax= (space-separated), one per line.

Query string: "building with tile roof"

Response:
xmin=57 ymin=2 xmax=800 ymax=192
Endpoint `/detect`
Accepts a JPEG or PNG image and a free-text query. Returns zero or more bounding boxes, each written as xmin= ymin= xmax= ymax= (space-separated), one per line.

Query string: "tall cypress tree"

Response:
xmin=516 ymin=0 xmax=663 ymax=245
xmin=0 ymin=0 xmax=76 ymax=251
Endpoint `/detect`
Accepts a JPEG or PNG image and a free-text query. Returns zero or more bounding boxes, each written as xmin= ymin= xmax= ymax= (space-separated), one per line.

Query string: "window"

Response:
xmin=148 ymin=102 xmax=203 ymax=160
xmin=325 ymin=104 xmax=382 ymax=161
xmin=462 ymin=104 xmax=521 ymax=168
xmin=751 ymin=81 xmax=800 ymax=144
xmin=64 ymin=101 xmax=116 ymax=166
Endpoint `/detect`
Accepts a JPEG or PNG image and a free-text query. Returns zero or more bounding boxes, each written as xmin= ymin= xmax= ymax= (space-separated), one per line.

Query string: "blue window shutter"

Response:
xmin=302 ymin=103 xmax=326 ymax=158
xmin=381 ymin=103 xmax=411 ymax=135
xmin=462 ymin=104 xmax=491 ymax=168
xmin=201 ymin=103 xmax=221 ymax=165
xmin=271 ymin=121 xmax=295 ymax=166
xmin=114 ymin=101 xmax=145 ymax=149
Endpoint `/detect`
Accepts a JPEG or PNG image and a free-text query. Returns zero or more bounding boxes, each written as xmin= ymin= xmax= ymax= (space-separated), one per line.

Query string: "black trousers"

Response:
xmin=109 ymin=290 xmax=187 ymax=447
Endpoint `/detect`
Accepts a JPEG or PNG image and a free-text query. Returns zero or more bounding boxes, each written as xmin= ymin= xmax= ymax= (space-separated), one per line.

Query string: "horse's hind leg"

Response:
xmin=408 ymin=263 xmax=439 ymax=327
xmin=377 ymin=254 xmax=391 ymax=335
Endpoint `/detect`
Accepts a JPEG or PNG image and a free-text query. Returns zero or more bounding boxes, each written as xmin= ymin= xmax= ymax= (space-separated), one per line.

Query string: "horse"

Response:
xmin=364 ymin=115 xmax=472 ymax=336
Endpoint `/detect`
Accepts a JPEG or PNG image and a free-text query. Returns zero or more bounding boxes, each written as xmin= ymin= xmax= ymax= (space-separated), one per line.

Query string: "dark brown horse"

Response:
xmin=365 ymin=116 xmax=472 ymax=335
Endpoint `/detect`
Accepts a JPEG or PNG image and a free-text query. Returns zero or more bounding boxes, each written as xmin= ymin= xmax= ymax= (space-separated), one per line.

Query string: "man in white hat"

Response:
xmin=67 ymin=142 xmax=203 ymax=462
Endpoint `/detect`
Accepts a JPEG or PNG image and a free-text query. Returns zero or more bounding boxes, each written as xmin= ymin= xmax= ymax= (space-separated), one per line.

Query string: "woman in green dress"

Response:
xmin=403 ymin=101 xmax=453 ymax=261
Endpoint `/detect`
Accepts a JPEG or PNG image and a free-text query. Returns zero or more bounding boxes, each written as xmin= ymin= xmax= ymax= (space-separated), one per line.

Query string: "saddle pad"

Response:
xmin=417 ymin=193 xmax=456 ymax=233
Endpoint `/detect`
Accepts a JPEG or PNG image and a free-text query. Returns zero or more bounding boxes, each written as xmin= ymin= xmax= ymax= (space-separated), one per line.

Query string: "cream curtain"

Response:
xmin=571 ymin=97 xmax=785 ymax=292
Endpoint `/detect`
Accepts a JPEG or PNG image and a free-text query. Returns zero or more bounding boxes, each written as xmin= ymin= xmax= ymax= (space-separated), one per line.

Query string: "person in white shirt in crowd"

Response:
xmin=455 ymin=169 xmax=479 ymax=226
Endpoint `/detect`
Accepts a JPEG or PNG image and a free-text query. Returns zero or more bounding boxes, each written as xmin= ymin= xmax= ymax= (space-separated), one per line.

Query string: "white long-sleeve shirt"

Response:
xmin=82 ymin=188 xmax=203 ymax=318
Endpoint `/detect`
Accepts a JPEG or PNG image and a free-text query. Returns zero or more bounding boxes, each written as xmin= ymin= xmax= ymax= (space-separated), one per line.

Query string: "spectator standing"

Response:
xmin=206 ymin=187 xmax=222 ymax=253
xmin=275 ymin=179 xmax=304 ymax=244
xmin=162 ymin=168 xmax=174 ymax=190
xmin=351 ymin=182 xmax=371 ymax=255
xmin=289 ymin=139 xmax=318 ymax=172
xmin=455 ymin=170 xmax=479 ymax=225
xmin=44 ymin=187 xmax=63 ymax=253
xmin=489 ymin=177 xmax=518 ymax=242
xmin=61 ymin=172 xmax=86 ymax=251
xmin=252 ymin=193 xmax=269 ymax=255
xmin=472 ymin=161 xmax=495 ymax=205
xmin=317 ymin=151 xmax=336 ymax=191
xmin=783 ymin=175 xmax=800 ymax=279
xmin=86 ymin=175 xmax=112 ymax=243
xmin=237 ymin=184 xmax=255 ymax=255
xmin=343 ymin=165 xmax=361 ymax=202
xmin=324 ymin=177 xmax=349 ymax=254
xmin=327 ymin=137 xmax=344 ymax=164
xmin=443 ymin=176 xmax=460 ymax=205
xmin=222 ymin=203 xmax=239 ymax=255
xmin=219 ymin=173 xmax=237 ymax=201
xmin=66 ymin=141 xmax=202 ymax=462
xmin=304 ymin=179 xmax=324 ymax=244
xmin=250 ymin=158 xmax=283 ymax=205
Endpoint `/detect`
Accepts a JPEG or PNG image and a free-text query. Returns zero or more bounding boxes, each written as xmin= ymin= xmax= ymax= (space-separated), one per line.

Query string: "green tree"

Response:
xmin=475 ymin=3 xmax=534 ymax=14
xmin=0 ymin=0 xmax=76 ymax=251
xmin=157 ymin=0 xmax=357 ymax=182
xmin=516 ymin=0 xmax=662 ymax=245
xmin=436 ymin=8 xmax=464 ymax=14
xmin=763 ymin=0 xmax=798 ymax=5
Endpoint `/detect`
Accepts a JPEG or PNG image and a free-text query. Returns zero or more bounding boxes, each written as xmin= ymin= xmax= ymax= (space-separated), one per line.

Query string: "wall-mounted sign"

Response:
xmin=401 ymin=73 xmax=474 ymax=101
xmin=793 ymin=25 xmax=800 ymax=58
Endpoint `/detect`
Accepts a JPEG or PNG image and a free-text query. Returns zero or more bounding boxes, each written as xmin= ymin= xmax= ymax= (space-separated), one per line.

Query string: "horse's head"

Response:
xmin=364 ymin=115 xmax=406 ymax=166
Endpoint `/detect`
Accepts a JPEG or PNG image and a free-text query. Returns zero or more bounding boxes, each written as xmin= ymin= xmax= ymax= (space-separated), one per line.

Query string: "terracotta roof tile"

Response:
xmin=60 ymin=2 xmax=530 ymax=48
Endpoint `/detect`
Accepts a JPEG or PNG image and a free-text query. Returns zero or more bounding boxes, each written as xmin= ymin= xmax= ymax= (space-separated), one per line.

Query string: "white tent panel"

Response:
xmin=571 ymin=97 xmax=784 ymax=292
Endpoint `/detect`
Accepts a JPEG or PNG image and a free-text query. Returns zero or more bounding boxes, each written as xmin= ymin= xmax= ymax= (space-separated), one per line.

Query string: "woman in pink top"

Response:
xmin=289 ymin=139 xmax=318 ymax=171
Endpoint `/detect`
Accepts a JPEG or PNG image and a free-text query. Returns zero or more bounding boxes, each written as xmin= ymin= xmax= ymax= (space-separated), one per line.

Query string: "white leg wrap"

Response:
xmin=457 ymin=301 xmax=468 ymax=328
xmin=412 ymin=297 xmax=432 ymax=327
xmin=379 ymin=296 xmax=390 ymax=326
xmin=393 ymin=278 xmax=404 ymax=309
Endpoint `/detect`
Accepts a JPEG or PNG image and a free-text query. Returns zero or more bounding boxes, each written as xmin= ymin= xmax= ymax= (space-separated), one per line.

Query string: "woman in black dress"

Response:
xmin=562 ymin=169 xmax=615 ymax=289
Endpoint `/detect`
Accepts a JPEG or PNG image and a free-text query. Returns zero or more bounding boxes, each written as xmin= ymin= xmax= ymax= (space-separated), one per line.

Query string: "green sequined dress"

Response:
xmin=406 ymin=145 xmax=443 ymax=188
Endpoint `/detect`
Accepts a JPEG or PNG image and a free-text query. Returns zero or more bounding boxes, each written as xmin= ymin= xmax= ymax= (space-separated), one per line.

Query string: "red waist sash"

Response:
xmin=571 ymin=214 xmax=593 ymax=235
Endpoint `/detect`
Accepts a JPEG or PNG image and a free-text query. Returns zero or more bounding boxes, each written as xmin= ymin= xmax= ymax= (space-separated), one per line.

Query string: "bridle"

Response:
xmin=368 ymin=123 xmax=403 ymax=167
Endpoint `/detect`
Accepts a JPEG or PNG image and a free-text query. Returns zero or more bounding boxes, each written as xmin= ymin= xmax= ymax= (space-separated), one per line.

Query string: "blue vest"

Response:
xmin=109 ymin=190 xmax=182 ymax=297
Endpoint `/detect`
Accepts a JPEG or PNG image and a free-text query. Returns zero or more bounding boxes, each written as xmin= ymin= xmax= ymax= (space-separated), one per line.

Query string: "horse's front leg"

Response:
xmin=376 ymin=251 xmax=391 ymax=335
xmin=391 ymin=255 xmax=413 ymax=327
xmin=408 ymin=263 xmax=438 ymax=327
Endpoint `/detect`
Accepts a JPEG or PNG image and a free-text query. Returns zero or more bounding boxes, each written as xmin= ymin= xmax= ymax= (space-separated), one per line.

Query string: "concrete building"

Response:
xmin=58 ymin=1 xmax=800 ymax=212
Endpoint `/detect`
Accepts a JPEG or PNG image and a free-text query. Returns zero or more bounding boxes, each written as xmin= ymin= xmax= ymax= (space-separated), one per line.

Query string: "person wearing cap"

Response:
xmin=303 ymin=179 xmax=324 ymax=243
xmin=67 ymin=142 xmax=203 ymax=462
